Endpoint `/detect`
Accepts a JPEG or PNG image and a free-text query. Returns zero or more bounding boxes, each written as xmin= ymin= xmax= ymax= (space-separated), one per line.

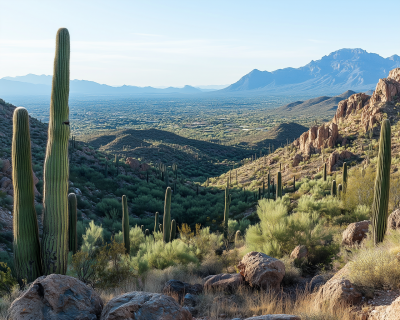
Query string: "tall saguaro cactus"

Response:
xmin=41 ymin=28 xmax=71 ymax=275
xmin=68 ymin=193 xmax=78 ymax=254
xmin=372 ymin=119 xmax=392 ymax=245
xmin=170 ymin=219 xmax=176 ymax=241
xmin=331 ymin=180 xmax=337 ymax=197
xmin=276 ymin=171 xmax=282 ymax=199
xmin=12 ymin=107 xmax=42 ymax=283
xmin=122 ymin=195 xmax=130 ymax=254
xmin=163 ymin=187 xmax=172 ymax=243
xmin=343 ymin=162 xmax=348 ymax=193
xmin=223 ymin=187 xmax=231 ymax=239
xmin=154 ymin=212 xmax=159 ymax=233
xmin=323 ymin=163 xmax=327 ymax=181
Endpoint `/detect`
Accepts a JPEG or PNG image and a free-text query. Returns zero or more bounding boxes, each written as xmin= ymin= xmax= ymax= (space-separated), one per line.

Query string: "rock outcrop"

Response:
xmin=295 ymin=122 xmax=338 ymax=156
xmin=369 ymin=294 xmax=400 ymax=320
xmin=290 ymin=245 xmax=308 ymax=260
xmin=7 ymin=274 xmax=103 ymax=320
xmin=342 ymin=220 xmax=370 ymax=246
xmin=162 ymin=280 xmax=203 ymax=304
xmin=334 ymin=92 xmax=370 ymax=120
xmin=292 ymin=154 xmax=303 ymax=167
xmin=203 ymin=273 xmax=244 ymax=292
xmin=244 ymin=315 xmax=301 ymax=320
xmin=237 ymin=251 xmax=285 ymax=290
xmin=370 ymin=68 xmax=400 ymax=105
xmin=388 ymin=209 xmax=400 ymax=230
xmin=100 ymin=291 xmax=192 ymax=320
xmin=327 ymin=150 xmax=353 ymax=172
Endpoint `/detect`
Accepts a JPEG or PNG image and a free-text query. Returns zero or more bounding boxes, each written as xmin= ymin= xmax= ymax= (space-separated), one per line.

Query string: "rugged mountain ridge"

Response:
xmin=222 ymin=49 xmax=400 ymax=95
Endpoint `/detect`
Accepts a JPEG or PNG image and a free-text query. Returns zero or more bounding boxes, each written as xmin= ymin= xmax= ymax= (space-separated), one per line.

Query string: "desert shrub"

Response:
xmin=115 ymin=225 xmax=146 ymax=256
xmin=95 ymin=198 xmax=121 ymax=216
xmin=246 ymin=196 xmax=337 ymax=264
xmin=297 ymin=195 xmax=341 ymax=218
xmin=0 ymin=263 xmax=17 ymax=295
xmin=332 ymin=205 xmax=370 ymax=226
xmin=238 ymin=218 xmax=251 ymax=234
xmin=280 ymin=256 xmax=302 ymax=285
xmin=81 ymin=221 xmax=104 ymax=252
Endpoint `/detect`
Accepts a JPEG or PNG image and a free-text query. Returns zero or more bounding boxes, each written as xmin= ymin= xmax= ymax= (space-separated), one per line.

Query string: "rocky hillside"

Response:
xmin=208 ymin=68 xmax=400 ymax=193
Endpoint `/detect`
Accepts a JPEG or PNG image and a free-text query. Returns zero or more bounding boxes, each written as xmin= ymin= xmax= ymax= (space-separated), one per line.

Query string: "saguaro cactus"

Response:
xmin=276 ymin=171 xmax=282 ymax=199
xmin=163 ymin=187 xmax=172 ymax=243
xmin=154 ymin=212 xmax=159 ymax=233
xmin=145 ymin=229 xmax=149 ymax=237
xmin=41 ymin=28 xmax=71 ymax=275
xmin=122 ymin=195 xmax=130 ymax=254
xmin=267 ymin=172 xmax=270 ymax=199
xmin=12 ymin=107 xmax=42 ymax=283
xmin=338 ymin=184 xmax=343 ymax=199
xmin=323 ymin=163 xmax=327 ymax=181
xmin=170 ymin=219 xmax=176 ymax=241
xmin=331 ymin=180 xmax=337 ymax=197
xmin=223 ymin=187 xmax=231 ymax=239
xmin=68 ymin=193 xmax=78 ymax=254
xmin=235 ymin=230 xmax=241 ymax=247
xmin=343 ymin=162 xmax=348 ymax=193
xmin=372 ymin=119 xmax=391 ymax=245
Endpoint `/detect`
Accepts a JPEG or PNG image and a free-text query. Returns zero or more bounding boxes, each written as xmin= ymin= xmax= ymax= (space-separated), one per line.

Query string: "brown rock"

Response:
xmin=7 ymin=274 xmax=103 ymax=320
xmin=2 ymin=159 xmax=11 ymax=174
xmin=100 ymin=291 xmax=192 ymax=320
xmin=369 ymin=295 xmax=400 ymax=320
xmin=388 ymin=209 xmax=400 ymax=230
xmin=203 ymin=273 xmax=244 ymax=292
xmin=327 ymin=150 xmax=353 ymax=172
xmin=370 ymin=68 xmax=400 ymax=105
xmin=290 ymin=245 xmax=308 ymax=260
xmin=292 ymin=154 xmax=303 ymax=167
xmin=299 ymin=123 xmax=338 ymax=156
xmin=342 ymin=220 xmax=370 ymax=246
xmin=244 ymin=315 xmax=300 ymax=320
xmin=126 ymin=157 xmax=140 ymax=170
xmin=140 ymin=163 xmax=151 ymax=172
xmin=314 ymin=264 xmax=362 ymax=309
xmin=237 ymin=252 xmax=285 ymax=290
xmin=162 ymin=280 xmax=203 ymax=303
xmin=335 ymin=93 xmax=370 ymax=120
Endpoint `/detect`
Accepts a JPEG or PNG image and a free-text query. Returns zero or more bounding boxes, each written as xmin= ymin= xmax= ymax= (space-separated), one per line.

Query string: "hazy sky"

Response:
xmin=1 ymin=0 xmax=400 ymax=87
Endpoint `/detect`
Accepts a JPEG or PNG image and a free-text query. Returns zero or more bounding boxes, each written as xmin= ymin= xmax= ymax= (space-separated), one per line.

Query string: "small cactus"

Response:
xmin=170 ymin=219 xmax=176 ymax=241
xmin=68 ymin=193 xmax=78 ymax=254
xmin=163 ymin=187 xmax=172 ymax=243
xmin=145 ymin=229 xmax=149 ymax=237
xmin=235 ymin=230 xmax=241 ymax=246
xmin=338 ymin=184 xmax=343 ymax=199
xmin=323 ymin=163 xmax=327 ymax=181
xmin=276 ymin=171 xmax=282 ymax=199
xmin=343 ymin=162 xmax=348 ymax=193
xmin=223 ymin=187 xmax=231 ymax=239
xmin=122 ymin=195 xmax=130 ymax=254
xmin=154 ymin=212 xmax=159 ymax=233
xmin=331 ymin=180 xmax=337 ymax=197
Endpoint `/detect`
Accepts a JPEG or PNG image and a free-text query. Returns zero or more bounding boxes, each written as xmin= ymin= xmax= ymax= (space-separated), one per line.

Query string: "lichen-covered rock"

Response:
xmin=162 ymin=280 xmax=203 ymax=304
xmin=237 ymin=252 xmax=285 ymax=290
xmin=342 ymin=220 xmax=370 ymax=246
xmin=7 ymin=274 xmax=103 ymax=320
xmin=100 ymin=291 xmax=192 ymax=320
xmin=203 ymin=273 xmax=244 ymax=292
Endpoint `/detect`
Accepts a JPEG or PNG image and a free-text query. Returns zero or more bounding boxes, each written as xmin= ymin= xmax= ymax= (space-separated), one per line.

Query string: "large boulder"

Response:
xmin=162 ymin=280 xmax=203 ymax=303
xmin=7 ymin=274 xmax=103 ymax=320
xmin=244 ymin=315 xmax=301 ymax=320
xmin=388 ymin=209 xmax=400 ymax=230
xmin=100 ymin=291 xmax=192 ymax=320
xmin=203 ymin=273 xmax=244 ymax=292
xmin=292 ymin=154 xmax=303 ymax=167
xmin=341 ymin=220 xmax=370 ymax=246
xmin=314 ymin=264 xmax=362 ymax=309
xmin=237 ymin=252 xmax=285 ymax=290
xmin=369 ymin=295 xmax=400 ymax=320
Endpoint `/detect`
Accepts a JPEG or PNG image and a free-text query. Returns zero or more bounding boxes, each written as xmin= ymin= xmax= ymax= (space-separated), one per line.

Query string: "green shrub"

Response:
xmin=81 ymin=221 xmax=104 ymax=252
xmin=297 ymin=195 xmax=341 ymax=218
xmin=0 ymin=262 xmax=17 ymax=295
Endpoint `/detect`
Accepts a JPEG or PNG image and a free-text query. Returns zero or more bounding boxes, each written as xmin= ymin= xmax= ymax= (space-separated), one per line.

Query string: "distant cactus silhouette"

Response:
xmin=372 ymin=119 xmax=391 ymax=244
xmin=41 ymin=28 xmax=70 ymax=275
xmin=12 ymin=107 xmax=42 ymax=283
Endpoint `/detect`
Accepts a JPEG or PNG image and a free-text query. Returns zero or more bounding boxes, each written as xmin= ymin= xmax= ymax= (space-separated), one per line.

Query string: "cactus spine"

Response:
xmin=170 ymin=219 xmax=176 ymax=241
xmin=122 ymin=195 xmax=130 ymax=254
xmin=331 ymin=180 xmax=337 ymax=197
xmin=154 ymin=212 xmax=159 ymax=233
xmin=68 ymin=193 xmax=78 ymax=254
xmin=163 ymin=187 xmax=172 ymax=243
xmin=223 ymin=187 xmax=231 ymax=239
xmin=12 ymin=107 xmax=42 ymax=283
xmin=372 ymin=119 xmax=391 ymax=245
xmin=276 ymin=171 xmax=282 ymax=199
xmin=343 ymin=162 xmax=348 ymax=193
xmin=323 ymin=163 xmax=327 ymax=181
xmin=41 ymin=28 xmax=70 ymax=275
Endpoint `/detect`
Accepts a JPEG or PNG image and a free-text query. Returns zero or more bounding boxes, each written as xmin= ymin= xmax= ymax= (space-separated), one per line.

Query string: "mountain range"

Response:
xmin=1 ymin=48 xmax=399 ymax=97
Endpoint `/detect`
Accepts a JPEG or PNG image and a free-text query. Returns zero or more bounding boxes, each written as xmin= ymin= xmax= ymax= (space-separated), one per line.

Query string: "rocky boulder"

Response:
xmin=237 ymin=252 xmax=285 ymax=290
xmin=327 ymin=150 xmax=353 ymax=172
xmin=290 ymin=245 xmax=308 ymax=260
xmin=7 ymin=274 xmax=103 ymax=320
xmin=203 ymin=273 xmax=244 ymax=292
xmin=244 ymin=315 xmax=301 ymax=320
xmin=335 ymin=92 xmax=370 ymax=120
xmin=314 ymin=264 xmax=362 ymax=309
xmin=297 ymin=122 xmax=338 ymax=156
xmin=342 ymin=220 xmax=370 ymax=246
xmin=388 ymin=209 xmax=400 ymax=230
xmin=369 ymin=294 xmax=400 ymax=320
xmin=100 ymin=291 xmax=192 ymax=320
xmin=292 ymin=154 xmax=303 ymax=167
xmin=370 ymin=68 xmax=400 ymax=105
xmin=125 ymin=157 xmax=140 ymax=170
xmin=162 ymin=280 xmax=203 ymax=304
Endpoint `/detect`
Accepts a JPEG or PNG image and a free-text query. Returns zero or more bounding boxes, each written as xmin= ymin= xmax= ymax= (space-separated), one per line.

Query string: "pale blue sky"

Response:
xmin=1 ymin=0 xmax=399 ymax=87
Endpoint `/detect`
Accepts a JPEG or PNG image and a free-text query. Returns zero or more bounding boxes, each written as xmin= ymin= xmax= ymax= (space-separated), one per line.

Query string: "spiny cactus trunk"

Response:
xmin=12 ymin=107 xmax=42 ymax=283
xmin=331 ymin=180 xmax=337 ymax=197
xmin=41 ymin=28 xmax=70 ymax=275
xmin=372 ymin=119 xmax=391 ymax=245
xmin=338 ymin=184 xmax=343 ymax=199
xmin=170 ymin=219 xmax=176 ymax=241
xmin=276 ymin=172 xmax=282 ymax=199
xmin=154 ymin=212 xmax=159 ymax=233
xmin=68 ymin=193 xmax=78 ymax=254
xmin=267 ymin=172 xmax=270 ymax=199
xmin=122 ymin=195 xmax=130 ymax=254
xmin=323 ymin=163 xmax=327 ymax=181
xmin=163 ymin=187 xmax=172 ymax=243
xmin=223 ymin=188 xmax=231 ymax=239
xmin=343 ymin=162 xmax=348 ymax=194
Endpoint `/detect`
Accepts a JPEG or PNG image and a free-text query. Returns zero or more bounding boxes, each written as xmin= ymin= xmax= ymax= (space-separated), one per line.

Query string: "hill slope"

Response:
xmin=221 ymin=49 xmax=400 ymax=95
